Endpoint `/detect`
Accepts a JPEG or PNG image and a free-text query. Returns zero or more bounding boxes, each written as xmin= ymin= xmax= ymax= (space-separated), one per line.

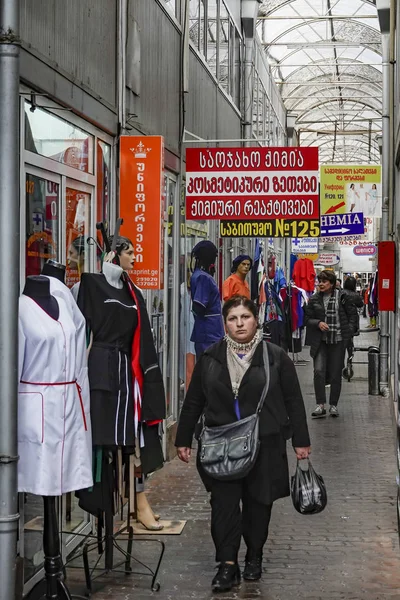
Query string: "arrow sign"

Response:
xmin=325 ymin=201 xmax=346 ymax=214
xmin=320 ymin=212 xmax=364 ymax=237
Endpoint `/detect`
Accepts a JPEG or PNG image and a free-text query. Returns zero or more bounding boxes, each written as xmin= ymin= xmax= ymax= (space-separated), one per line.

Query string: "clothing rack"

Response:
xmin=63 ymin=486 xmax=165 ymax=596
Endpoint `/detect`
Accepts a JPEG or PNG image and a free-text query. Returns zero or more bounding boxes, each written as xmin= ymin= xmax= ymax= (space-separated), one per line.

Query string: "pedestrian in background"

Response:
xmin=190 ymin=241 xmax=224 ymax=360
xmin=222 ymin=254 xmax=252 ymax=302
xmin=342 ymin=275 xmax=364 ymax=368
xmin=176 ymin=296 xmax=310 ymax=593
xmin=304 ymin=270 xmax=358 ymax=419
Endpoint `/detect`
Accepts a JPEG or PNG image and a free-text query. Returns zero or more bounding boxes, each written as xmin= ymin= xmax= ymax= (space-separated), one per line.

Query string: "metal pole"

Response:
xmin=0 ymin=1 xmax=21 ymax=599
xmin=243 ymin=37 xmax=254 ymax=147
xmin=379 ymin=33 xmax=390 ymax=397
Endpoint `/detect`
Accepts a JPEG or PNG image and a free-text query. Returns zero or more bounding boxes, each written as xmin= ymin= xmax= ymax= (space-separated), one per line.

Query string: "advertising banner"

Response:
xmin=120 ymin=136 xmax=165 ymax=290
xmin=315 ymin=253 xmax=340 ymax=266
xmin=320 ymin=164 xmax=381 ymax=217
xmin=353 ymin=245 xmax=377 ymax=256
xmin=291 ymin=238 xmax=319 ymax=254
xmin=219 ymin=218 xmax=320 ymax=238
xmin=186 ymin=147 xmax=319 ymax=221
xmin=320 ymin=212 xmax=364 ymax=237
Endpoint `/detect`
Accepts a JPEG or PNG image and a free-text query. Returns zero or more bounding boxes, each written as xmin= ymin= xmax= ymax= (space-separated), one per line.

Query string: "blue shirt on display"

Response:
xmin=190 ymin=268 xmax=224 ymax=344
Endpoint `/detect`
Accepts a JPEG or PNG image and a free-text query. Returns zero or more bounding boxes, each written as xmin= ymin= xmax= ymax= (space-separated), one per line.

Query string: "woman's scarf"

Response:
xmin=326 ymin=290 xmax=340 ymax=345
xmin=225 ymin=329 xmax=263 ymax=398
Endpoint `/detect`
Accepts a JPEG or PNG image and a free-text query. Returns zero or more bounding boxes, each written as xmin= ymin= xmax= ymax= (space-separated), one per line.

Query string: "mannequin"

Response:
xmin=222 ymin=254 xmax=252 ymax=302
xmin=23 ymin=275 xmax=59 ymax=319
xmin=19 ymin=274 xmax=92 ymax=494
xmin=42 ymin=258 xmax=66 ymax=283
xmin=77 ymin=236 xmax=166 ymax=533
xmin=20 ymin=275 xmax=92 ymax=600
xmin=190 ymin=241 xmax=224 ymax=359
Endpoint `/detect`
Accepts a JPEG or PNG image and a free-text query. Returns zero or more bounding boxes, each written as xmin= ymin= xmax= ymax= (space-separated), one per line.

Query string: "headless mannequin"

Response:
xmin=21 ymin=276 xmax=72 ymax=600
xmin=102 ymin=255 xmax=162 ymax=531
xmin=23 ymin=276 xmax=59 ymax=320
xmin=42 ymin=259 xmax=66 ymax=283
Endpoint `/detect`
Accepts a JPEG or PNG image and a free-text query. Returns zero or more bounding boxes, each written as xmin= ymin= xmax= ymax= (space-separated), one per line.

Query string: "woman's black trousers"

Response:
xmin=209 ymin=477 xmax=272 ymax=563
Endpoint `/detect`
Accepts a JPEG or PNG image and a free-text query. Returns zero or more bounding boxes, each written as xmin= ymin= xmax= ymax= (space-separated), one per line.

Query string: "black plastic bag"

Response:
xmin=291 ymin=459 xmax=327 ymax=515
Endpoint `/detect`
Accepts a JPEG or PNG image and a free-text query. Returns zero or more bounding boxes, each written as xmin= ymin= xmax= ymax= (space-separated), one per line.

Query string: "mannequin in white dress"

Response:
xmin=20 ymin=275 xmax=92 ymax=600
xmin=18 ymin=275 xmax=92 ymax=496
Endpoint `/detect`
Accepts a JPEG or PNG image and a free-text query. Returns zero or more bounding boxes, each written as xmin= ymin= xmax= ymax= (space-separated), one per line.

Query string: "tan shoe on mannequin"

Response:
xmin=136 ymin=491 xmax=164 ymax=531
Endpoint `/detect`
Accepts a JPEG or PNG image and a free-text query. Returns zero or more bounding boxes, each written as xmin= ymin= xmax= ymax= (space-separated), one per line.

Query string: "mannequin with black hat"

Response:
xmin=190 ymin=241 xmax=224 ymax=359
xmin=222 ymin=255 xmax=252 ymax=302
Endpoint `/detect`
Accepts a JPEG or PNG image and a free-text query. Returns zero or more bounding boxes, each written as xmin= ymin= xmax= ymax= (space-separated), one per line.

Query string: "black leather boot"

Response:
xmin=211 ymin=562 xmax=241 ymax=592
xmin=243 ymin=556 xmax=262 ymax=581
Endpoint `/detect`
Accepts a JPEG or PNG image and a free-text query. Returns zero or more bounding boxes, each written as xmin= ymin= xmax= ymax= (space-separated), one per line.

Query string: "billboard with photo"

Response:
xmin=320 ymin=165 xmax=381 ymax=217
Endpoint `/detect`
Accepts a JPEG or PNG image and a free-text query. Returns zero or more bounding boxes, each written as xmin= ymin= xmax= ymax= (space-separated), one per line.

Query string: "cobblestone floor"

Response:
xmin=68 ymin=324 xmax=400 ymax=600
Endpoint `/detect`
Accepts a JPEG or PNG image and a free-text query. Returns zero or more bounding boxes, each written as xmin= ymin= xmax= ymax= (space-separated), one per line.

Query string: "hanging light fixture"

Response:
xmin=241 ymin=0 xmax=261 ymax=37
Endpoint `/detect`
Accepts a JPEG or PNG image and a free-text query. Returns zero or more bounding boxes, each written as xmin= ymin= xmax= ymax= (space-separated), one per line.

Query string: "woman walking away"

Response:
xmin=342 ymin=276 xmax=364 ymax=371
xmin=175 ymin=296 xmax=311 ymax=593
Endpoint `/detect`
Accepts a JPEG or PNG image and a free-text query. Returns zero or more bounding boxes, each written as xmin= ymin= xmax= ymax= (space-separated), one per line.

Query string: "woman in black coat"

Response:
xmin=175 ymin=296 xmax=311 ymax=593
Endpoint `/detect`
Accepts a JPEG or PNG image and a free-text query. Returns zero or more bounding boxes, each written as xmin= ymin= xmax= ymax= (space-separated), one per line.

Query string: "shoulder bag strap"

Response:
xmin=256 ymin=341 xmax=270 ymax=414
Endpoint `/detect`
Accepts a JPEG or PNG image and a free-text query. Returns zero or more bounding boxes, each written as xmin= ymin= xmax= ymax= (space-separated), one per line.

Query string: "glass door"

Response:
xmin=62 ymin=179 xmax=93 ymax=554
xmin=65 ymin=181 xmax=93 ymax=295
xmin=24 ymin=169 xmax=61 ymax=278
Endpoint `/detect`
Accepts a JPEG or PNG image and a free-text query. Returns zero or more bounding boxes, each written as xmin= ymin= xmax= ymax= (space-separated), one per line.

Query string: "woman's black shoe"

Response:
xmin=243 ymin=557 xmax=262 ymax=581
xmin=211 ymin=562 xmax=241 ymax=592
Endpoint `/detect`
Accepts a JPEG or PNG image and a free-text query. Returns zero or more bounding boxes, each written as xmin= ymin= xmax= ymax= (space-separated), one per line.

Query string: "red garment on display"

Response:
xmin=292 ymin=258 xmax=316 ymax=293
xmin=126 ymin=276 xmax=161 ymax=427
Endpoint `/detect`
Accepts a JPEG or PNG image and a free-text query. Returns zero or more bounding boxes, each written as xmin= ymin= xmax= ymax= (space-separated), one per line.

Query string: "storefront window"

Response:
xmin=163 ymin=0 xmax=177 ymax=18
xmin=25 ymin=173 xmax=60 ymax=277
xmin=207 ymin=0 xmax=218 ymax=77
xmin=219 ymin=1 xmax=229 ymax=92
xmin=65 ymin=188 xmax=91 ymax=292
xmin=21 ymin=494 xmax=47 ymax=583
xmin=24 ymin=102 xmax=93 ymax=174
xmin=189 ymin=0 xmax=206 ymax=55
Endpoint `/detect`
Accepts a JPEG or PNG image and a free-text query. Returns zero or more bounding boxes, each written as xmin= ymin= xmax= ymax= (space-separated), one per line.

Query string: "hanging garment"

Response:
xmin=78 ymin=273 xmax=166 ymax=448
xmin=292 ymin=258 xmax=316 ymax=293
xmin=18 ymin=295 xmax=93 ymax=496
xmin=78 ymin=273 xmax=138 ymax=447
xmin=251 ymin=239 xmax=263 ymax=300
xmin=190 ymin=268 xmax=224 ymax=345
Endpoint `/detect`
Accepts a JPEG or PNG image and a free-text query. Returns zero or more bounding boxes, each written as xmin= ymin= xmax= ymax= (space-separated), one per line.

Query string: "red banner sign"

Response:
xmin=186 ymin=147 xmax=319 ymax=221
xmin=120 ymin=136 xmax=165 ymax=290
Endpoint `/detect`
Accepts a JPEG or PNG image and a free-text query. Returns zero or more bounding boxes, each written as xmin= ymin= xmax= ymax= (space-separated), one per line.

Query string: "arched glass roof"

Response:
xmin=257 ymin=0 xmax=382 ymax=163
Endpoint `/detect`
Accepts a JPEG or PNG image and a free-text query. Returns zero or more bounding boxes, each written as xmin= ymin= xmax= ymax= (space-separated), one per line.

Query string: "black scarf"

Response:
xmin=325 ymin=290 xmax=339 ymax=345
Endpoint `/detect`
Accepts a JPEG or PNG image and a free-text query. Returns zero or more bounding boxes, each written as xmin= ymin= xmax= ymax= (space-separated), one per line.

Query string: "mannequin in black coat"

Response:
xmin=175 ymin=296 xmax=310 ymax=592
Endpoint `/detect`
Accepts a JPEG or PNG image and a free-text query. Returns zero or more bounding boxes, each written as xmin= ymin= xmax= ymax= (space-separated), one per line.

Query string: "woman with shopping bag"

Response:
xmin=175 ymin=296 xmax=311 ymax=593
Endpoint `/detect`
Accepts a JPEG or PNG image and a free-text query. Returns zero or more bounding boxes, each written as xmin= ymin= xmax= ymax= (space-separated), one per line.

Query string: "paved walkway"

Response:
xmin=69 ymin=325 xmax=400 ymax=599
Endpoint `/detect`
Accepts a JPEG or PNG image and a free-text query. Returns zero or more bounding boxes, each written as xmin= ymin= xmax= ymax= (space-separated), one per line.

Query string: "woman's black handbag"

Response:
xmin=198 ymin=343 xmax=270 ymax=481
xmin=291 ymin=459 xmax=327 ymax=515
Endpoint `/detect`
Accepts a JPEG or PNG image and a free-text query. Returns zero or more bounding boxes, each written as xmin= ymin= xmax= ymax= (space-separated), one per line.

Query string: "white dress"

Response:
xmin=18 ymin=294 xmax=93 ymax=496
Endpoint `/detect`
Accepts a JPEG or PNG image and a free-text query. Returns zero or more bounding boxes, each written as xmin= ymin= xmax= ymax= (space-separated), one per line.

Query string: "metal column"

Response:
xmin=243 ymin=36 xmax=254 ymax=146
xmin=379 ymin=32 xmax=390 ymax=396
xmin=0 ymin=1 xmax=21 ymax=599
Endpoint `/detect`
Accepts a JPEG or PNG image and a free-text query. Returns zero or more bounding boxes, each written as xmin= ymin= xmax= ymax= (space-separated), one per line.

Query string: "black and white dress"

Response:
xmin=78 ymin=273 xmax=138 ymax=447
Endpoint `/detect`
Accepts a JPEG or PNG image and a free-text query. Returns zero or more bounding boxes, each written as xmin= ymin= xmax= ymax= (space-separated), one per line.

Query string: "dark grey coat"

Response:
xmin=304 ymin=291 xmax=359 ymax=358
xmin=175 ymin=340 xmax=310 ymax=505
